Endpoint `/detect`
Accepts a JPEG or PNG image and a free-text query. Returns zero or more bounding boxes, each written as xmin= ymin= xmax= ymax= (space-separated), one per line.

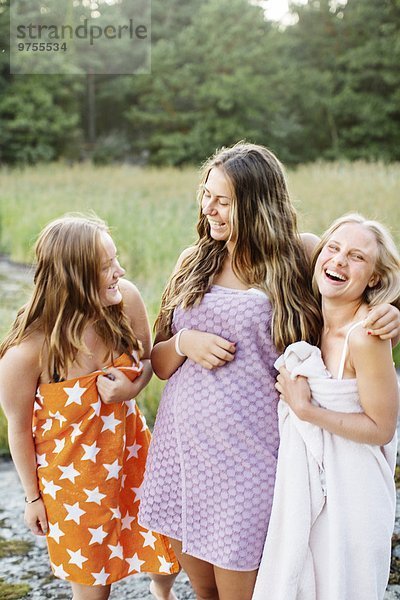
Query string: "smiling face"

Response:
xmin=201 ymin=167 xmax=235 ymax=248
xmin=98 ymin=231 xmax=126 ymax=307
xmin=315 ymin=222 xmax=379 ymax=304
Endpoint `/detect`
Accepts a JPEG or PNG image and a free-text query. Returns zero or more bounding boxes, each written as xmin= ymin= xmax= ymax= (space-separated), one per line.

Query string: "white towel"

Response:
xmin=253 ymin=342 xmax=396 ymax=600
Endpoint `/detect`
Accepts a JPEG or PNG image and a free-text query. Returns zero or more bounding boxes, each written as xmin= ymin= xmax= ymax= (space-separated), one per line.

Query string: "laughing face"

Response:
xmin=315 ymin=222 xmax=379 ymax=304
xmin=201 ymin=167 xmax=235 ymax=248
xmin=98 ymin=231 xmax=125 ymax=307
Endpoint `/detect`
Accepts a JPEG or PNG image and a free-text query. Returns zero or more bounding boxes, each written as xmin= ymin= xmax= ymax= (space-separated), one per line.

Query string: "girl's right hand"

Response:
xmin=24 ymin=498 xmax=48 ymax=536
xmin=179 ymin=330 xmax=236 ymax=370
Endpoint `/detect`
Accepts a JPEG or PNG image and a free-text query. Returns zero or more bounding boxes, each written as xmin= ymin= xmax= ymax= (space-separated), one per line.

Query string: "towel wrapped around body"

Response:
xmin=252 ymin=341 xmax=396 ymax=600
xmin=33 ymin=353 xmax=179 ymax=586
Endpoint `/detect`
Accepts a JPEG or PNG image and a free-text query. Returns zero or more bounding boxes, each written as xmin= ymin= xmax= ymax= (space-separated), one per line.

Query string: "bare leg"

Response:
xmin=71 ymin=582 xmax=111 ymax=600
xmin=214 ymin=566 xmax=257 ymax=600
xmin=169 ymin=538 xmax=219 ymax=600
xmin=149 ymin=573 xmax=179 ymax=600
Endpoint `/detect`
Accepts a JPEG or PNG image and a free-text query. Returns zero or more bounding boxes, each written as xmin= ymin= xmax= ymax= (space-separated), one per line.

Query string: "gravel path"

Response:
xmin=1 ymin=458 xmax=400 ymax=599
xmin=0 ymin=459 xmax=194 ymax=599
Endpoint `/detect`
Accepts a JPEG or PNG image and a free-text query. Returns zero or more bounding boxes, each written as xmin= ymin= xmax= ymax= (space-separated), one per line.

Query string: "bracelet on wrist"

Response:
xmin=25 ymin=492 xmax=41 ymax=504
xmin=175 ymin=328 xmax=188 ymax=357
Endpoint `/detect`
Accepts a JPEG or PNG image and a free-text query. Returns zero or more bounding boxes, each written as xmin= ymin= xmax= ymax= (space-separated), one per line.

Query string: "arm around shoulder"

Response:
xmin=300 ymin=232 xmax=320 ymax=261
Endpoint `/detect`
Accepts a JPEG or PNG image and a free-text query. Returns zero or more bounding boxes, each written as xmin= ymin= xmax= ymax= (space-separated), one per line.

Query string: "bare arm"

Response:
xmin=97 ymin=278 xmax=153 ymax=402
xmin=300 ymin=232 xmax=320 ymax=262
xmin=152 ymin=329 xmax=236 ymax=380
xmin=0 ymin=337 xmax=48 ymax=535
xmin=151 ymin=248 xmax=236 ymax=380
xmin=276 ymin=332 xmax=398 ymax=445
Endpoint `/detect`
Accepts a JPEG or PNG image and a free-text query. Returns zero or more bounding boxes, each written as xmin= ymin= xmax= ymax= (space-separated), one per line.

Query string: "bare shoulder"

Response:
xmin=349 ymin=325 xmax=392 ymax=367
xmin=119 ymin=277 xmax=142 ymax=302
xmin=119 ymin=278 xmax=147 ymax=319
xmin=174 ymin=246 xmax=196 ymax=272
xmin=0 ymin=332 xmax=43 ymax=377
xmin=300 ymin=232 xmax=320 ymax=260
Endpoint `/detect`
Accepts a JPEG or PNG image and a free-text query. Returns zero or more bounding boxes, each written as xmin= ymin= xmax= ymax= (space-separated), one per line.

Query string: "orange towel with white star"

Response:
xmin=33 ymin=353 xmax=179 ymax=586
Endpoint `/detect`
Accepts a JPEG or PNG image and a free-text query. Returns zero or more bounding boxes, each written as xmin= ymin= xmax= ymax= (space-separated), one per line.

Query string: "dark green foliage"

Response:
xmin=0 ymin=0 xmax=399 ymax=165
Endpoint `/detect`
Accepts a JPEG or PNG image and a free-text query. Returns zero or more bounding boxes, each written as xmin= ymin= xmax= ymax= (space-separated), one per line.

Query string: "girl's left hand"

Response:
xmin=97 ymin=368 xmax=141 ymax=404
xmin=275 ymin=366 xmax=312 ymax=420
xmin=363 ymin=304 xmax=400 ymax=342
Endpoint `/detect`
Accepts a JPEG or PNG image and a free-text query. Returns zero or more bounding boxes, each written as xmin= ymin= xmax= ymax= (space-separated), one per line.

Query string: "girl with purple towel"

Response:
xmin=138 ymin=143 xmax=400 ymax=600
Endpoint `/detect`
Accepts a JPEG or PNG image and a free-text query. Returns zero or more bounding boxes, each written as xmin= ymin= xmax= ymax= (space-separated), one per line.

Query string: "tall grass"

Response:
xmin=0 ymin=161 xmax=399 ymax=451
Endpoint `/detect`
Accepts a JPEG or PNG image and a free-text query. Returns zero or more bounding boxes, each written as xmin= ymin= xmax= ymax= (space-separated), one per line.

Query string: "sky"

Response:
xmin=262 ymin=0 xmax=308 ymax=23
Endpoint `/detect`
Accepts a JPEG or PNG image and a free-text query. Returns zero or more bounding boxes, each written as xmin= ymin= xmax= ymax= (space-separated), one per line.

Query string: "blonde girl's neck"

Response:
xmin=322 ymin=298 xmax=369 ymax=335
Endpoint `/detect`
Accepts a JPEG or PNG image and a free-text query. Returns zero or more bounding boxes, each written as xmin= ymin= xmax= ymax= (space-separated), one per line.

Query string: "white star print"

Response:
xmin=53 ymin=438 xmax=65 ymax=453
xmin=36 ymin=453 xmax=48 ymax=468
xmin=108 ymin=542 xmax=123 ymax=559
xmin=33 ymin=400 xmax=42 ymax=412
xmin=121 ymin=511 xmax=135 ymax=530
xmin=67 ymin=548 xmax=88 ymax=569
xmin=52 ymin=562 xmax=69 ymax=579
xmin=100 ymin=413 xmax=121 ymax=433
xmin=49 ymin=410 xmax=67 ymax=426
xmin=140 ymin=413 xmax=148 ymax=431
xmin=81 ymin=441 xmax=100 ymax=463
xmin=88 ymin=525 xmax=108 ymax=545
xmin=89 ymin=396 xmax=102 ymax=420
xmin=139 ymin=529 xmax=157 ymax=549
xmin=126 ymin=442 xmax=141 ymax=460
xmin=109 ymin=506 xmax=121 ymax=520
xmin=64 ymin=381 xmax=87 ymax=407
xmin=48 ymin=521 xmax=65 ymax=544
xmin=41 ymin=418 xmax=53 ymax=433
xmin=121 ymin=473 xmax=127 ymax=488
xmin=42 ymin=478 xmax=61 ymax=500
xmin=104 ymin=459 xmax=122 ymax=480
xmin=125 ymin=552 xmax=145 ymax=573
xmin=91 ymin=567 xmax=110 ymax=585
xmin=64 ymin=502 xmax=86 ymax=525
xmin=35 ymin=387 xmax=44 ymax=401
xmin=158 ymin=555 xmax=175 ymax=574
xmin=84 ymin=486 xmax=106 ymax=505
xmin=70 ymin=422 xmax=83 ymax=443
xmin=124 ymin=399 xmax=137 ymax=416
xmin=58 ymin=463 xmax=80 ymax=484
xmin=131 ymin=484 xmax=142 ymax=502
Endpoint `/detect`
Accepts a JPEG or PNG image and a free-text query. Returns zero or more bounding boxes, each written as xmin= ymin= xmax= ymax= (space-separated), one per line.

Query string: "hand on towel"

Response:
xmin=178 ymin=329 xmax=236 ymax=371
xmin=97 ymin=367 xmax=142 ymax=404
xmin=275 ymin=366 xmax=312 ymax=421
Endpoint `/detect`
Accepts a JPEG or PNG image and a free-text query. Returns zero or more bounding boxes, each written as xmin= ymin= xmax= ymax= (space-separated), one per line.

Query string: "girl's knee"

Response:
xmin=194 ymin=584 xmax=219 ymax=600
xmin=71 ymin=583 xmax=111 ymax=600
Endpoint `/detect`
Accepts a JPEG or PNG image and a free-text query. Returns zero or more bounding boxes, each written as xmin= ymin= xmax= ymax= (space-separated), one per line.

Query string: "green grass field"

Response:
xmin=0 ymin=161 xmax=399 ymax=452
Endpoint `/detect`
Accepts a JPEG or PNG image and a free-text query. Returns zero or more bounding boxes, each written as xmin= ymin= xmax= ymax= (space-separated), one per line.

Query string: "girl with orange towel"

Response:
xmin=0 ymin=215 xmax=179 ymax=600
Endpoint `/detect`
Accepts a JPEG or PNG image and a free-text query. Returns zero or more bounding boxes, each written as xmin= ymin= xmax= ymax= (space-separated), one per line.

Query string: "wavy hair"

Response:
xmin=0 ymin=215 xmax=142 ymax=379
xmin=312 ymin=213 xmax=400 ymax=309
xmin=155 ymin=142 xmax=322 ymax=351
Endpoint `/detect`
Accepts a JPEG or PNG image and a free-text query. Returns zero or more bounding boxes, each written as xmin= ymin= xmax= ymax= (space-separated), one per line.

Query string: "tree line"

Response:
xmin=0 ymin=0 xmax=399 ymax=166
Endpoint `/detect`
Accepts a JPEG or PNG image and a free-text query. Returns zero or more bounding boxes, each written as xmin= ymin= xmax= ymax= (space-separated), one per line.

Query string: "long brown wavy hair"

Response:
xmin=155 ymin=142 xmax=322 ymax=351
xmin=0 ymin=215 xmax=142 ymax=379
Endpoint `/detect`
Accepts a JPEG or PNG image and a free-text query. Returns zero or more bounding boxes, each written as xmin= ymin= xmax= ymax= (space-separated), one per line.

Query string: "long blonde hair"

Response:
xmin=312 ymin=213 xmax=400 ymax=309
xmin=156 ymin=142 xmax=322 ymax=351
xmin=0 ymin=215 xmax=142 ymax=379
